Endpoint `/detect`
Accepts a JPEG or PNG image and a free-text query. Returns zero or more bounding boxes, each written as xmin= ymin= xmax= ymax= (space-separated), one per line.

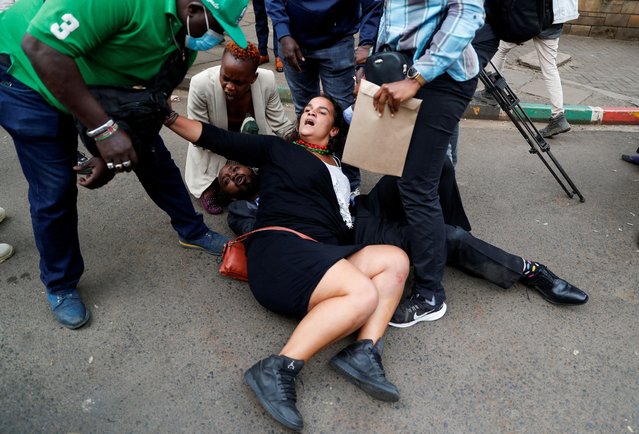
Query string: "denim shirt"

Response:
xmin=266 ymin=0 xmax=383 ymax=50
xmin=376 ymin=0 xmax=485 ymax=83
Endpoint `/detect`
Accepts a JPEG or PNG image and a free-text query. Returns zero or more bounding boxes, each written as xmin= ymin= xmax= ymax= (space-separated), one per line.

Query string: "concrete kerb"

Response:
xmin=463 ymin=101 xmax=639 ymax=125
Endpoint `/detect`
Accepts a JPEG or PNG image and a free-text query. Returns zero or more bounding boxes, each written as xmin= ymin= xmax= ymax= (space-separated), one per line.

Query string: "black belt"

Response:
xmin=0 ymin=53 xmax=11 ymax=66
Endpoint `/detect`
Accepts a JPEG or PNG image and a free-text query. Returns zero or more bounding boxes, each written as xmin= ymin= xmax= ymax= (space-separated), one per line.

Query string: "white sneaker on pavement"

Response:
xmin=0 ymin=243 xmax=14 ymax=263
xmin=0 ymin=207 xmax=15 ymax=263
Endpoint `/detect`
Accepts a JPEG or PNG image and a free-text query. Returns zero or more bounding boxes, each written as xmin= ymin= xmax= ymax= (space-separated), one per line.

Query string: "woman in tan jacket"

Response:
xmin=184 ymin=41 xmax=296 ymax=214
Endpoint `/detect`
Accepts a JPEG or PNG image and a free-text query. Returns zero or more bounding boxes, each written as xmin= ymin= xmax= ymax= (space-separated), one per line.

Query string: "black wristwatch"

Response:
xmin=407 ymin=66 xmax=427 ymax=86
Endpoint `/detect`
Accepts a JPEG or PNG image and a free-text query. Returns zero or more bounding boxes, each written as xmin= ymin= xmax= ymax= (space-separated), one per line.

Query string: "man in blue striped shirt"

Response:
xmin=372 ymin=0 xmax=485 ymax=328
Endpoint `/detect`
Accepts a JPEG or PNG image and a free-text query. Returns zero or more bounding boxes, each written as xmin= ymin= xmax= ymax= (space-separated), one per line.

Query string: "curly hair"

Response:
xmin=224 ymin=41 xmax=260 ymax=68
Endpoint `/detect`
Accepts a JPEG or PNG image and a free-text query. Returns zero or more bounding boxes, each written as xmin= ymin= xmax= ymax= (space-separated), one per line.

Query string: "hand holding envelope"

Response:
xmin=342 ymin=79 xmax=423 ymax=177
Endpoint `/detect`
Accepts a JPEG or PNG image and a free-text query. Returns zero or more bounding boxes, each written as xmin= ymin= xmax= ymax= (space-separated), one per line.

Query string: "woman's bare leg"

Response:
xmin=348 ymin=245 xmax=409 ymax=342
xmin=279 ymin=259 xmax=379 ymax=361
xmin=280 ymin=245 xmax=409 ymax=361
xmin=244 ymin=245 xmax=409 ymax=428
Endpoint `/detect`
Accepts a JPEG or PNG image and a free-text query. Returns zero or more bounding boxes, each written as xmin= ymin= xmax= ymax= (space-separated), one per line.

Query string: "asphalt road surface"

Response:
xmin=1 ymin=94 xmax=638 ymax=433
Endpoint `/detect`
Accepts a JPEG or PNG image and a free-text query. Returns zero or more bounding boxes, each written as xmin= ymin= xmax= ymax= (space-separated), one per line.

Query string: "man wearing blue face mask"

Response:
xmin=0 ymin=0 xmax=248 ymax=330
xmin=185 ymin=3 xmax=226 ymax=51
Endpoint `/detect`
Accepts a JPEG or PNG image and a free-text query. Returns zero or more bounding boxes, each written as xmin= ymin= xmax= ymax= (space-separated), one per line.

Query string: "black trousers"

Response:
xmin=397 ymin=22 xmax=501 ymax=303
xmin=354 ymin=175 xmax=523 ymax=290
xmin=399 ymin=72 xmax=478 ymax=303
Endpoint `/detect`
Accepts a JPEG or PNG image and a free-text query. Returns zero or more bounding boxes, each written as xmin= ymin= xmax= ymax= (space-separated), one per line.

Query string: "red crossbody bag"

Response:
xmin=219 ymin=226 xmax=317 ymax=281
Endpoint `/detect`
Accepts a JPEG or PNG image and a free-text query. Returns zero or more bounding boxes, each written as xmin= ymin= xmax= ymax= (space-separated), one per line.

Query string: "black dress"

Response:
xmin=196 ymin=124 xmax=363 ymax=318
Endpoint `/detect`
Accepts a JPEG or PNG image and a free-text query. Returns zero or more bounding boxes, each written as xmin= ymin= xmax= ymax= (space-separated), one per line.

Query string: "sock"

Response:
xmin=520 ymin=259 xmax=541 ymax=281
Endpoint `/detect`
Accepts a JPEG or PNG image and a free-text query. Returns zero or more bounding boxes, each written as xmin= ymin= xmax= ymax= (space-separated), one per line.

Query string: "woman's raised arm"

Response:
xmin=165 ymin=111 xmax=280 ymax=168
xmin=165 ymin=112 xmax=203 ymax=143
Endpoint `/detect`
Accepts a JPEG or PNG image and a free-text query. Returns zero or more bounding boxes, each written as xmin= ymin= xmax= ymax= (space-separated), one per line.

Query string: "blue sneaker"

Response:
xmin=47 ymin=290 xmax=91 ymax=329
xmin=178 ymin=229 xmax=228 ymax=256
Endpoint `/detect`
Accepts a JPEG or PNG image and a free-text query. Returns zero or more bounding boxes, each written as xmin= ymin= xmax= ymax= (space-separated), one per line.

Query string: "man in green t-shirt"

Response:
xmin=0 ymin=0 xmax=248 ymax=329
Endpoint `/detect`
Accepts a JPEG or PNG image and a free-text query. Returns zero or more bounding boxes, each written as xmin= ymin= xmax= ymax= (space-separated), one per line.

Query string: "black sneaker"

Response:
xmin=244 ymin=355 xmax=304 ymax=431
xmin=520 ymin=264 xmax=588 ymax=305
xmin=388 ymin=294 xmax=447 ymax=328
xmin=330 ymin=339 xmax=399 ymax=402
xmin=539 ymin=114 xmax=571 ymax=138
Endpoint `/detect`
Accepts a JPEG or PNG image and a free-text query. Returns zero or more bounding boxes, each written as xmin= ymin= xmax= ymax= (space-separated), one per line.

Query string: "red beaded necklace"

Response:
xmin=293 ymin=138 xmax=331 ymax=155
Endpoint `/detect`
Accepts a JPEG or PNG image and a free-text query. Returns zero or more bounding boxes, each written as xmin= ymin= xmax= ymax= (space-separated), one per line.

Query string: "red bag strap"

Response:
xmin=232 ymin=226 xmax=317 ymax=244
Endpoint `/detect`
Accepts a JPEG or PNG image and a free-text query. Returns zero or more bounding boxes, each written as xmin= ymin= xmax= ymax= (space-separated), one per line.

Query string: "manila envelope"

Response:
xmin=342 ymin=79 xmax=422 ymax=177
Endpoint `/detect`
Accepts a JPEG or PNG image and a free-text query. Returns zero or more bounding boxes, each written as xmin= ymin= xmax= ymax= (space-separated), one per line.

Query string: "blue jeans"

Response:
xmin=0 ymin=64 xmax=207 ymax=295
xmin=281 ymin=36 xmax=355 ymax=116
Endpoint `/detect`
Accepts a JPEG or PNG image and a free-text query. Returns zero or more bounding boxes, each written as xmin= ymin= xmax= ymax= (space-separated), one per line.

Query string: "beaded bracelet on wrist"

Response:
xmin=94 ymin=123 xmax=119 ymax=142
xmin=87 ymin=119 xmax=115 ymax=138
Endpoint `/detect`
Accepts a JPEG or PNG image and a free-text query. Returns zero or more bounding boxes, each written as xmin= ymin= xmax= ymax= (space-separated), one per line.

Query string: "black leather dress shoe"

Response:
xmin=522 ymin=264 xmax=589 ymax=305
xmin=330 ymin=339 xmax=400 ymax=402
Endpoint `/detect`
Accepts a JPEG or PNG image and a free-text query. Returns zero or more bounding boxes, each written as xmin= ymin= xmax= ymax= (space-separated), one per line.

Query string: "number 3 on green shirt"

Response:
xmin=49 ymin=13 xmax=79 ymax=40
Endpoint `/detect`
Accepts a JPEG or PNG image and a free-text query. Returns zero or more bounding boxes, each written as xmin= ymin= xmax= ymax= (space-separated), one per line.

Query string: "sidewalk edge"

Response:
xmin=463 ymin=102 xmax=639 ymax=125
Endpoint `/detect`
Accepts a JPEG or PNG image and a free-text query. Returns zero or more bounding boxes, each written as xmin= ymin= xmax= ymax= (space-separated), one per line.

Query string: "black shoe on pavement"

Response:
xmin=388 ymin=294 xmax=447 ymax=328
xmin=244 ymin=354 xmax=305 ymax=431
xmin=539 ymin=114 xmax=571 ymax=138
xmin=520 ymin=264 xmax=588 ymax=305
xmin=330 ymin=339 xmax=400 ymax=402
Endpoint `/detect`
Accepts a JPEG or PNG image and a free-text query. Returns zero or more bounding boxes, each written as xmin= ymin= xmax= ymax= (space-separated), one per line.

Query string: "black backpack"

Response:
xmin=485 ymin=0 xmax=554 ymax=43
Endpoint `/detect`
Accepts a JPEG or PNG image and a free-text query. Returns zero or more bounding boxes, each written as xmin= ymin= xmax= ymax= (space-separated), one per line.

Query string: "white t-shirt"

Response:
xmin=324 ymin=160 xmax=354 ymax=229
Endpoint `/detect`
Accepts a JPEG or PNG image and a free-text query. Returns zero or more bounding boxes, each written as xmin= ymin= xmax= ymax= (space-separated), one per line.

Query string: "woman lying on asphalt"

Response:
xmin=166 ymin=95 xmax=408 ymax=431
xmin=217 ymin=159 xmax=589 ymax=320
